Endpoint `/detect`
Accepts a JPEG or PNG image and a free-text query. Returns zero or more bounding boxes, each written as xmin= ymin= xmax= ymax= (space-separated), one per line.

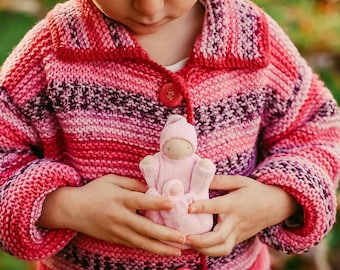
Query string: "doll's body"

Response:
xmin=140 ymin=115 xmax=216 ymax=246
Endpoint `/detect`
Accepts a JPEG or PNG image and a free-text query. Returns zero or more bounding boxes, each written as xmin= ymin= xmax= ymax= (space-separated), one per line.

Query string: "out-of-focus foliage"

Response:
xmin=0 ymin=11 xmax=36 ymax=63
xmin=0 ymin=0 xmax=62 ymax=64
xmin=0 ymin=0 xmax=339 ymax=269
xmin=38 ymin=0 xmax=61 ymax=9
xmin=0 ymin=251 xmax=34 ymax=270
xmin=256 ymin=0 xmax=340 ymax=104
xmin=256 ymin=0 xmax=340 ymax=54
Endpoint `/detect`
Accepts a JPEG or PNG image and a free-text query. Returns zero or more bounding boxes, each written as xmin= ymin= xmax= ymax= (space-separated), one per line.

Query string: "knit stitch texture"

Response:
xmin=0 ymin=0 xmax=340 ymax=269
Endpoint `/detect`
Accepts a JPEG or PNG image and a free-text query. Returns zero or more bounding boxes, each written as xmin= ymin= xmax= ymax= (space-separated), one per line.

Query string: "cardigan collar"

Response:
xmin=47 ymin=0 xmax=269 ymax=70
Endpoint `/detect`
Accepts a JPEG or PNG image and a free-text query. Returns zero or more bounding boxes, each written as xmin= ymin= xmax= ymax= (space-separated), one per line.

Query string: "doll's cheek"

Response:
xmin=163 ymin=139 xmax=194 ymax=159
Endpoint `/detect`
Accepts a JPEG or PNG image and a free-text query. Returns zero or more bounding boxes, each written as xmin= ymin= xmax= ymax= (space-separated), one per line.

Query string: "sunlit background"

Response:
xmin=0 ymin=0 xmax=339 ymax=269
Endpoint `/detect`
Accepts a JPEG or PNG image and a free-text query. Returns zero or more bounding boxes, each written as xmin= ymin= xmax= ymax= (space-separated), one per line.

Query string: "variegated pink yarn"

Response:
xmin=0 ymin=0 xmax=339 ymax=269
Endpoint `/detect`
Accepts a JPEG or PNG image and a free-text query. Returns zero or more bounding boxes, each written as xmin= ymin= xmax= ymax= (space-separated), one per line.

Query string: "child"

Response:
xmin=0 ymin=0 xmax=339 ymax=269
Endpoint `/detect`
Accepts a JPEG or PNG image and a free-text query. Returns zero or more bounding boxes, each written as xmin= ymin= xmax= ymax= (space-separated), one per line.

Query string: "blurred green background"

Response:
xmin=0 ymin=0 xmax=339 ymax=269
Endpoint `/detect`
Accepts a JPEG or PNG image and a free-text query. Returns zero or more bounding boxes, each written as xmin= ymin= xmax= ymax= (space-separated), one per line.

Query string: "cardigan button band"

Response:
xmin=159 ymin=83 xmax=183 ymax=107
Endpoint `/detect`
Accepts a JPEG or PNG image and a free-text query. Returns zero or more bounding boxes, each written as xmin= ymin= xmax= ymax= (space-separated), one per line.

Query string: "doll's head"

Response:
xmin=160 ymin=115 xmax=197 ymax=160
xmin=162 ymin=179 xmax=185 ymax=196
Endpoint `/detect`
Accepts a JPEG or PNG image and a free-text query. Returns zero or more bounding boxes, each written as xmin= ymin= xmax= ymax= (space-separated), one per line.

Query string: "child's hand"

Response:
xmin=185 ymin=175 xmax=298 ymax=257
xmin=36 ymin=174 xmax=185 ymax=256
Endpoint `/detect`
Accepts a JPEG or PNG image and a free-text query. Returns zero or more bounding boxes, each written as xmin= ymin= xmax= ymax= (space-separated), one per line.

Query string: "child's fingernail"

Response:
xmin=173 ymin=250 xmax=182 ymax=256
xmin=189 ymin=206 xmax=197 ymax=213
xmin=164 ymin=200 xmax=173 ymax=208
xmin=178 ymin=236 xmax=186 ymax=244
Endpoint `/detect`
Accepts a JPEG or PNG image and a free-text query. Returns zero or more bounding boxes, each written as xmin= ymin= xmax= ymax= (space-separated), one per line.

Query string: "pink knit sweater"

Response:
xmin=1 ymin=0 xmax=339 ymax=269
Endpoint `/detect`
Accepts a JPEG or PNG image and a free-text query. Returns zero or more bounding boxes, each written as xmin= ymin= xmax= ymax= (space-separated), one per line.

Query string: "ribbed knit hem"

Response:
xmin=36 ymin=236 xmax=268 ymax=270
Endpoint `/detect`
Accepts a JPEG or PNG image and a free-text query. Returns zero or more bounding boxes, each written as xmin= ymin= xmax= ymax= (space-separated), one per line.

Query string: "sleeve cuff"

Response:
xmin=1 ymin=160 xmax=82 ymax=260
xmin=251 ymin=157 xmax=337 ymax=253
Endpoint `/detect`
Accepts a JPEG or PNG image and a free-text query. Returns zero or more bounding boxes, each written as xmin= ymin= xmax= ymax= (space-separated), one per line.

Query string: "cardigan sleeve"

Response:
xmin=251 ymin=15 xmax=340 ymax=253
xmin=0 ymin=19 xmax=81 ymax=260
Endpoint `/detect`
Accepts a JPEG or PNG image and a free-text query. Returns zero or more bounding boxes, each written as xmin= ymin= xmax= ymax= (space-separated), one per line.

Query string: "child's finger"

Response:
xmin=104 ymin=174 xmax=148 ymax=192
xmin=128 ymin=211 xmax=186 ymax=245
xmin=194 ymin=233 xmax=236 ymax=257
xmin=186 ymin=219 xmax=236 ymax=257
xmin=210 ymin=175 xmax=248 ymax=190
xmin=188 ymin=195 xmax=230 ymax=214
xmin=112 ymin=219 xmax=182 ymax=256
xmin=124 ymin=191 xmax=173 ymax=210
xmin=127 ymin=232 xmax=182 ymax=257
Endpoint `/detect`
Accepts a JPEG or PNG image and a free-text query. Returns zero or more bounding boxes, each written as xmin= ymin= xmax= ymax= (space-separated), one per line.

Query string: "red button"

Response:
xmin=159 ymin=83 xmax=183 ymax=107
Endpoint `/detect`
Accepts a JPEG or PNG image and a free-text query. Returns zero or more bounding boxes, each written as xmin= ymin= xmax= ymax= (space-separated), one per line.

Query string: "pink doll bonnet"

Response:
xmin=160 ymin=115 xmax=198 ymax=152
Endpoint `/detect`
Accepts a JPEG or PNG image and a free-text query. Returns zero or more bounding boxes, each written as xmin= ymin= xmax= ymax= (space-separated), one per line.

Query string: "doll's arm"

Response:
xmin=190 ymin=157 xmax=216 ymax=199
xmin=139 ymin=154 xmax=160 ymax=188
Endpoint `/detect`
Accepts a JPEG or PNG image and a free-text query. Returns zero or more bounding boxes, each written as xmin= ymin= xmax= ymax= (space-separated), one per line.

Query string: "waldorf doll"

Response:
xmin=139 ymin=115 xmax=216 ymax=244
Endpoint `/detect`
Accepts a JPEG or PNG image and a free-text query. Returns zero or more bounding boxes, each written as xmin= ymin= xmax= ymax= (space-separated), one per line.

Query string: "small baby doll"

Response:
xmin=139 ymin=115 xmax=216 ymax=245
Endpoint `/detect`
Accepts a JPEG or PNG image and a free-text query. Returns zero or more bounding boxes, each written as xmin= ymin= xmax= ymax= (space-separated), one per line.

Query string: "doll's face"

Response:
xmin=163 ymin=138 xmax=194 ymax=160
xmin=92 ymin=0 xmax=198 ymax=35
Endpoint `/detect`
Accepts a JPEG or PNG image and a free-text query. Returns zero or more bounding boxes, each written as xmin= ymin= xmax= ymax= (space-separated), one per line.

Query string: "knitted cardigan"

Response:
xmin=1 ymin=0 xmax=340 ymax=269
